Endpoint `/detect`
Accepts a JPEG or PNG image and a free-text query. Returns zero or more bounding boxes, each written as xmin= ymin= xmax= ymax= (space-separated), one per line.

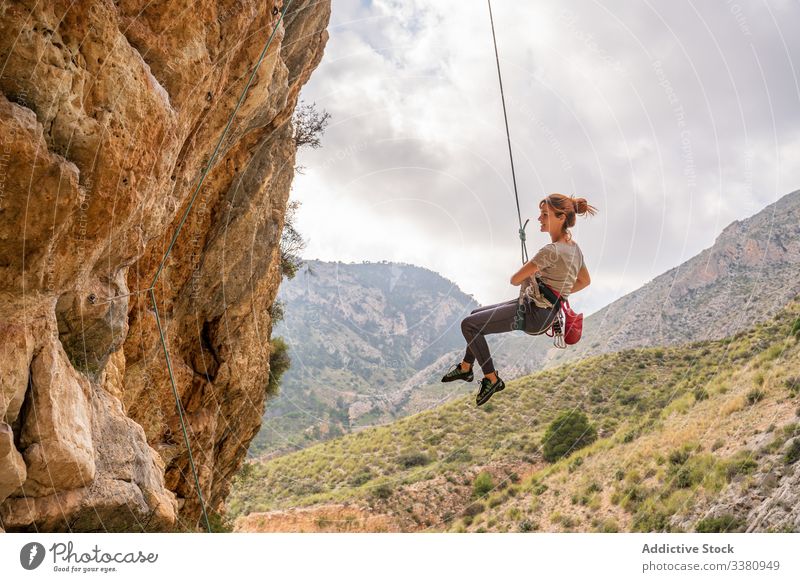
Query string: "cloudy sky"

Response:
xmin=289 ymin=0 xmax=800 ymax=314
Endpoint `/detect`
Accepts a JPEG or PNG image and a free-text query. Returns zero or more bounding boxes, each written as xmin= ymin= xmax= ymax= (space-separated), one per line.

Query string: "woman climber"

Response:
xmin=441 ymin=193 xmax=597 ymax=406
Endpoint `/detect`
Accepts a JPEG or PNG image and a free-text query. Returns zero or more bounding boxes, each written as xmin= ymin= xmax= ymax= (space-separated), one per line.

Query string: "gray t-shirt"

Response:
xmin=524 ymin=241 xmax=585 ymax=305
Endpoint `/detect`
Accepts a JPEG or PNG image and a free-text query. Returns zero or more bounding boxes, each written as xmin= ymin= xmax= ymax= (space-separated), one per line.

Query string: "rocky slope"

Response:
xmin=250 ymin=259 xmax=479 ymax=458
xmin=0 ymin=0 xmax=330 ymax=531
xmin=230 ymin=300 xmax=800 ymax=533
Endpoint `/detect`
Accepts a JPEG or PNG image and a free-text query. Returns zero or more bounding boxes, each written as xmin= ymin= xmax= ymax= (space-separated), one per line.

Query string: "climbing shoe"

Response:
xmin=441 ymin=363 xmax=474 ymax=383
xmin=476 ymin=375 xmax=505 ymax=406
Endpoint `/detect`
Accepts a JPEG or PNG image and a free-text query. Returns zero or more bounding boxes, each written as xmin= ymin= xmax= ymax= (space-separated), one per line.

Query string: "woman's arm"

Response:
xmin=510 ymin=261 xmax=540 ymax=286
xmin=570 ymin=265 xmax=591 ymax=294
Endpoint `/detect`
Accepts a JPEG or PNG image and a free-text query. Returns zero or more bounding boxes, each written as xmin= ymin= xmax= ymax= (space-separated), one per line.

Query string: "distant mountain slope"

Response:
xmin=228 ymin=300 xmax=800 ymax=533
xmin=249 ymin=260 xmax=479 ymax=457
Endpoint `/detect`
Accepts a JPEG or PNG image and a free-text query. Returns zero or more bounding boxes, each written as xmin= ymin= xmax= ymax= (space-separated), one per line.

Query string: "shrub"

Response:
xmin=725 ymin=454 xmax=758 ymax=480
xmin=620 ymin=485 xmax=647 ymax=511
xmin=568 ymin=456 xmax=584 ymax=472
xmin=694 ymin=387 xmax=709 ymax=401
xmin=473 ymin=471 xmax=495 ymax=498
xmin=267 ymin=337 xmax=291 ymax=399
xmin=632 ymin=507 xmax=671 ymax=532
xmin=786 ymin=377 xmax=800 ymax=396
xmin=397 ymin=452 xmax=430 ymax=468
xmin=206 ymin=511 xmax=234 ymax=533
xmin=279 ymin=199 xmax=307 ymax=279
xmin=349 ymin=469 xmax=373 ymax=487
xmin=461 ymin=502 xmax=485 ymax=518
xmin=541 ymin=410 xmax=598 ymax=462
xmin=530 ymin=482 xmax=548 ymax=496
xmin=371 ymin=483 xmax=393 ymax=500
xmin=292 ymin=100 xmax=331 ymax=150
xmin=448 ymin=449 xmax=473 ymax=463
xmin=668 ymin=449 xmax=691 ymax=466
xmin=518 ymin=520 xmax=536 ymax=532
xmin=674 ymin=467 xmax=693 ymax=489
xmin=597 ymin=518 xmax=620 ymax=533
xmin=622 ymin=430 xmax=638 ymax=443
xmin=784 ymin=439 xmax=800 ymax=465
xmin=695 ymin=514 xmax=744 ymax=533
xmin=791 ymin=317 xmax=800 ymax=338
xmin=747 ymin=389 xmax=766 ymax=405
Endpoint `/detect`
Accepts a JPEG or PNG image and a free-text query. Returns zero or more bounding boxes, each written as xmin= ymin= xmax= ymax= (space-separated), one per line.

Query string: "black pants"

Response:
xmin=460 ymin=297 xmax=560 ymax=375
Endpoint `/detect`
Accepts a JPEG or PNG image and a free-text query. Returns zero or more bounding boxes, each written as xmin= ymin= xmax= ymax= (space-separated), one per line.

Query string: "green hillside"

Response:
xmin=228 ymin=298 xmax=800 ymax=532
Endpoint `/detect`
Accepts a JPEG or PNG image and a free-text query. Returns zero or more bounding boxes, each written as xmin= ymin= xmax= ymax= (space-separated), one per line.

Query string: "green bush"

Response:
xmin=695 ymin=514 xmax=744 ymax=533
xmin=747 ymin=389 xmax=766 ymax=405
xmin=397 ymin=452 xmax=430 ymax=468
xmin=694 ymin=387 xmax=709 ymax=401
xmin=349 ymin=469 xmax=373 ymax=487
xmin=784 ymin=439 xmax=800 ymax=465
xmin=668 ymin=449 xmax=690 ymax=466
xmin=473 ymin=472 xmax=494 ymax=498
xmin=725 ymin=454 xmax=758 ymax=480
xmin=791 ymin=317 xmax=800 ymax=338
xmin=206 ymin=511 xmax=234 ymax=533
xmin=267 ymin=337 xmax=291 ymax=399
xmin=786 ymin=377 xmax=800 ymax=396
xmin=371 ymin=482 xmax=393 ymax=500
xmin=448 ymin=449 xmax=473 ymax=463
xmin=632 ymin=507 xmax=671 ymax=532
xmin=461 ymin=502 xmax=485 ymax=518
xmin=674 ymin=467 xmax=693 ymax=489
xmin=541 ymin=410 xmax=598 ymax=462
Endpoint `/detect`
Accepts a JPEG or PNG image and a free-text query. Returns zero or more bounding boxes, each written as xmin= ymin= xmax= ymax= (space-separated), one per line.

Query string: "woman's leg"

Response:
xmin=469 ymin=298 xmax=518 ymax=315
xmin=460 ymin=299 xmax=521 ymax=376
xmin=461 ymin=298 xmax=519 ymax=368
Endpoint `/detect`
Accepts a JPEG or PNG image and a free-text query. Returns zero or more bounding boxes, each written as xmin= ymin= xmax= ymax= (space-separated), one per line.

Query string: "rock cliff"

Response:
xmin=0 ymin=0 xmax=330 ymax=531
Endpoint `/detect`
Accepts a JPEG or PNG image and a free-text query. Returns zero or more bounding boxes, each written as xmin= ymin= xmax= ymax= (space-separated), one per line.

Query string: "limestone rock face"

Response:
xmin=0 ymin=0 xmax=330 ymax=530
xmin=18 ymin=335 xmax=96 ymax=497
xmin=0 ymin=423 xmax=26 ymax=503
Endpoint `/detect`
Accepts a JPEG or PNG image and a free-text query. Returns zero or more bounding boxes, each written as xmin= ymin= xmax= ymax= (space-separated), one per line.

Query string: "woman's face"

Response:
xmin=538 ymin=204 xmax=565 ymax=234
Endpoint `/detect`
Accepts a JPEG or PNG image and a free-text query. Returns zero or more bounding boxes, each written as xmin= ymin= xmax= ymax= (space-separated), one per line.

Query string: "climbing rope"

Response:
xmin=149 ymin=0 xmax=295 ymax=532
xmin=487 ymin=0 xmax=528 ymax=264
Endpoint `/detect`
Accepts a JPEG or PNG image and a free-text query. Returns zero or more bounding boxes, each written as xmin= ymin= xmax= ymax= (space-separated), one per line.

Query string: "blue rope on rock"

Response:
xmin=149 ymin=0 xmax=295 ymax=533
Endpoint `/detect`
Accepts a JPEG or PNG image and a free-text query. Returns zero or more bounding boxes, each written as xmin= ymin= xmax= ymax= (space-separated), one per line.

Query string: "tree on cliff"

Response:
xmin=279 ymin=101 xmax=330 ymax=280
xmin=269 ymin=102 xmax=331 ymax=400
xmin=292 ymin=100 xmax=331 ymax=150
xmin=279 ymin=198 xmax=305 ymax=280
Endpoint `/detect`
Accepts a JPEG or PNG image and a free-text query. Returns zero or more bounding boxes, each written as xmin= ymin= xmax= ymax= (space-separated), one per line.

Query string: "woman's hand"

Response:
xmin=510 ymin=261 xmax=540 ymax=286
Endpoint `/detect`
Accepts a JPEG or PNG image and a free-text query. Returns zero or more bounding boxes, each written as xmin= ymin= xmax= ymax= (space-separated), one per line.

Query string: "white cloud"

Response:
xmin=291 ymin=0 xmax=800 ymax=314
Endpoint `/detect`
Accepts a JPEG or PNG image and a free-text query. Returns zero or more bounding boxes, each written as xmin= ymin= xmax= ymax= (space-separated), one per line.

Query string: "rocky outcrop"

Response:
xmin=0 ymin=0 xmax=330 ymax=531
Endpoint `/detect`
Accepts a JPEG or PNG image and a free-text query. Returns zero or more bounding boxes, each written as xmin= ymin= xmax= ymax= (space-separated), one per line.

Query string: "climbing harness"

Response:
xmin=92 ymin=0 xmax=296 ymax=532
